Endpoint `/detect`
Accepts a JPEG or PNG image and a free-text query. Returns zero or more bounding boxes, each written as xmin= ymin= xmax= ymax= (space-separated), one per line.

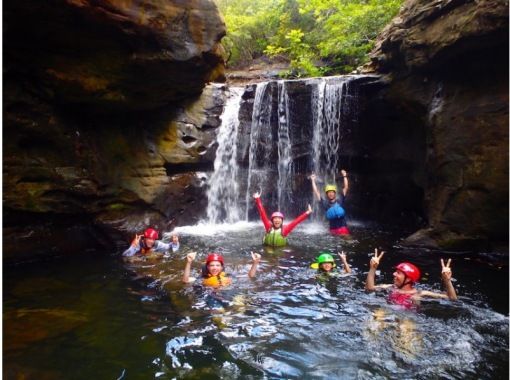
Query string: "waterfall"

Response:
xmin=311 ymin=77 xmax=350 ymax=186
xmin=277 ymin=81 xmax=293 ymax=211
xmin=205 ymin=87 xmax=243 ymax=223
xmin=205 ymin=75 xmax=363 ymax=224
xmin=244 ymin=82 xmax=273 ymax=219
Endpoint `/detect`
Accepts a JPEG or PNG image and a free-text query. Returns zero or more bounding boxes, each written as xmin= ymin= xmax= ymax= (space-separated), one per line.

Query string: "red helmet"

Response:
xmin=206 ymin=253 xmax=224 ymax=266
xmin=271 ymin=211 xmax=284 ymax=220
xmin=144 ymin=228 xmax=159 ymax=240
xmin=395 ymin=262 xmax=421 ymax=283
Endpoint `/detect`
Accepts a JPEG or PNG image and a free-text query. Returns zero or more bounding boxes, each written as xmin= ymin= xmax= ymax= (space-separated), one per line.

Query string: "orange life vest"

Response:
xmin=202 ymin=272 xmax=232 ymax=287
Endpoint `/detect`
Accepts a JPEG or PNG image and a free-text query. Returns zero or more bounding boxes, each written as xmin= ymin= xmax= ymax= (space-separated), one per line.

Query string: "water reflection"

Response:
xmin=3 ymin=222 xmax=508 ymax=379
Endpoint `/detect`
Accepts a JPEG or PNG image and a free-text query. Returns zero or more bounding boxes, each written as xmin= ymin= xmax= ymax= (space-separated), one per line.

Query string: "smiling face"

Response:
xmin=171 ymin=235 xmax=179 ymax=243
xmin=207 ymin=261 xmax=223 ymax=276
xmin=320 ymin=262 xmax=334 ymax=272
xmin=272 ymin=217 xmax=283 ymax=229
xmin=326 ymin=190 xmax=336 ymax=201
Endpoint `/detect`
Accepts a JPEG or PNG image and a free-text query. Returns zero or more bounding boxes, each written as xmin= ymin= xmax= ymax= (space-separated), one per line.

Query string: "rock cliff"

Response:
xmin=3 ymin=0 xmax=227 ymax=260
xmin=363 ymin=0 xmax=508 ymax=250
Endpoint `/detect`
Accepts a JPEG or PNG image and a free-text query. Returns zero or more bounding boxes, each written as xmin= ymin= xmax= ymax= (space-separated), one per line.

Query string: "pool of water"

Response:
xmin=3 ymin=222 xmax=508 ymax=379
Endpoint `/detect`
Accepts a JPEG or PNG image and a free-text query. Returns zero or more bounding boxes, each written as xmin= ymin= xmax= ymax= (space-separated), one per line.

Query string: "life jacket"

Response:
xmin=202 ymin=272 xmax=232 ymax=288
xmin=326 ymin=202 xmax=345 ymax=220
xmin=263 ymin=227 xmax=287 ymax=247
xmin=388 ymin=289 xmax=416 ymax=309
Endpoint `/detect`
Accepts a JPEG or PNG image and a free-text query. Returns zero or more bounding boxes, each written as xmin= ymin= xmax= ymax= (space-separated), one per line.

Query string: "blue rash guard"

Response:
xmin=321 ymin=194 xmax=347 ymax=229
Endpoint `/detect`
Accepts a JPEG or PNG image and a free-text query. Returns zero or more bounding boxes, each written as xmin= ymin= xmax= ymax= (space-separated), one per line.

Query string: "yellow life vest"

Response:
xmin=202 ymin=272 xmax=232 ymax=288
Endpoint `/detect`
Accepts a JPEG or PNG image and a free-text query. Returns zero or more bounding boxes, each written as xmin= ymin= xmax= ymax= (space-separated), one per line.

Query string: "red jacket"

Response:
xmin=254 ymin=197 xmax=310 ymax=237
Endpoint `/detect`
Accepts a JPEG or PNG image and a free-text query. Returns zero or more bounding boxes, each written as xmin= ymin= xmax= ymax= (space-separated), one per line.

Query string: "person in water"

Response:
xmin=310 ymin=171 xmax=350 ymax=235
xmin=365 ymin=249 xmax=458 ymax=308
xmin=170 ymin=234 xmax=180 ymax=252
xmin=182 ymin=251 xmax=262 ymax=287
xmin=311 ymin=251 xmax=352 ymax=274
xmin=253 ymin=191 xmax=312 ymax=247
xmin=122 ymin=228 xmax=175 ymax=260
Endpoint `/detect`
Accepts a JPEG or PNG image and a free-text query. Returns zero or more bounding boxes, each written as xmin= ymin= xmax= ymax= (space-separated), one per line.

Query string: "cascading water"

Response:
xmin=205 ymin=87 xmax=243 ymax=223
xmin=244 ymin=82 xmax=273 ymax=219
xmin=206 ymin=76 xmax=361 ymax=223
xmin=311 ymin=77 xmax=351 ymax=186
xmin=276 ymin=81 xmax=293 ymax=212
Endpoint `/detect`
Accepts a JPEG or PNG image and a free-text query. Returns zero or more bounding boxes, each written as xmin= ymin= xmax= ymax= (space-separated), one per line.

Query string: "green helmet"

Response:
xmin=317 ymin=252 xmax=335 ymax=265
xmin=324 ymin=185 xmax=337 ymax=193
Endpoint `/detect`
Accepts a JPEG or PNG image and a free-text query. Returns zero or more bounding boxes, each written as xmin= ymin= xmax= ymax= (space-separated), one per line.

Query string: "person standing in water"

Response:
xmin=365 ymin=249 xmax=458 ymax=308
xmin=310 ymin=170 xmax=350 ymax=235
xmin=253 ymin=192 xmax=312 ymax=247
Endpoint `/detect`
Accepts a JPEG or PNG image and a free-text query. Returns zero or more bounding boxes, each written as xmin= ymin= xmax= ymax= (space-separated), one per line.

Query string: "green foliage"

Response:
xmin=216 ymin=0 xmax=404 ymax=76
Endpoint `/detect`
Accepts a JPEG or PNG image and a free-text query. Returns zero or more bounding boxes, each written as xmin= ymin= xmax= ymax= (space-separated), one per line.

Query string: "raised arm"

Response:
xmin=365 ymin=249 xmax=386 ymax=291
xmin=441 ymin=259 xmax=458 ymax=300
xmin=282 ymin=204 xmax=312 ymax=236
xmin=253 ymin=193 xmax=272 ymax=232
xmin=419 ymin=259 xmax=458 ymax=300
xmin=340 ymin=169 xmax=349 ymax=197
xmin=310 ymin=174 xmax=321 ymax=201
xmin=182 ymin=252 xmax=197 ymax=283
xmin=248 ymin=252 xmax=262 ymax=278
xmin=338 ymin=251 xmax=352 ymax=274
xmin=122 ymin=234 xmax=142 ymax=257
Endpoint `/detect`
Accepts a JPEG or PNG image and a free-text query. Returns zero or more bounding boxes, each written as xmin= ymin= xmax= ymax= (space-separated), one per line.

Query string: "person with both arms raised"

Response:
xmin=253 ymin=191 xmax=312 ymax=247
xmin=310 ymin=170 xmax=350 ymax=235
xmin=365 ymin=249 xmax=458 ymax=309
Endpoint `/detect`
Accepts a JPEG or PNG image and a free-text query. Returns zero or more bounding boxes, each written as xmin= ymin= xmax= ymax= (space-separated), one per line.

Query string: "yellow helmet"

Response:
xmin=324 ymin=185 xmax=337 ymax=193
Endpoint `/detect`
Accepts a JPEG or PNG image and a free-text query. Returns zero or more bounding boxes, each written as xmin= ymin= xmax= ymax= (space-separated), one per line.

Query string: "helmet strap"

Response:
xmin=398 ymin=275 xmax=413 ymax=289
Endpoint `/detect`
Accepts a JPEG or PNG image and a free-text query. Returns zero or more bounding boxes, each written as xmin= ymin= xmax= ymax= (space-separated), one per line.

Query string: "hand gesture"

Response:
xmin=441 ymin=258 xmax=452 ymax=281
xmin=338 ymin=251 xmax=347 ymax=262
xmin=370 ymin=248 xmax=385 ymax=269
xmin=309 ymin=173 xmax=316 ymax=182
xmin=251 ymin=251 xmax=262 ymax=263
xmin=186 ymin=251 xmax=197 ymax=263
xmin=131 ymin=234 xmax=142 ymax=247
xmin=253 ymin=191 xmax=261 ymax=199
xmin=306 ymin=204 xmax=313 ymax=214
xmin=340 ymin=169 xmax=347 ymax=177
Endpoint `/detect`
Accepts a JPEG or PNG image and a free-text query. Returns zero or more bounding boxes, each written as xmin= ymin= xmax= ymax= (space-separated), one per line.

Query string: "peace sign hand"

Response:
xmin=370 ymin=248 xmax=385 ymax=269
xmin=441 ymin=258 xmax=453 ymax=281
xmin=253 ymin=191 xmax=261 ymax=199
xmin=338 ymin=251 xmax=347 ymax=262
xmin=131 ymin=234 xmax=143 ymax=247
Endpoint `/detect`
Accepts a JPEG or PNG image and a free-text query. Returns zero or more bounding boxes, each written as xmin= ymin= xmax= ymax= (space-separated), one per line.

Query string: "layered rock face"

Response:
xmin=363 ymin=0 xmax=509 ymax=249
xmin=3 ymin=0 xmax=227 ymax=260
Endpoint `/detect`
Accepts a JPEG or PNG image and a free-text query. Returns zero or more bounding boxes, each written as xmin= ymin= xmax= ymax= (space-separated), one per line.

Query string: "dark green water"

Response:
xmin=3 ymin=222 xmax=508 ymax=379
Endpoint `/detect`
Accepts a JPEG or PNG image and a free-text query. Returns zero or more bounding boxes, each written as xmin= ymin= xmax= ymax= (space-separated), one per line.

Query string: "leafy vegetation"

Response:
xmin=215 ymin=0 xmax=404 ymax=77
